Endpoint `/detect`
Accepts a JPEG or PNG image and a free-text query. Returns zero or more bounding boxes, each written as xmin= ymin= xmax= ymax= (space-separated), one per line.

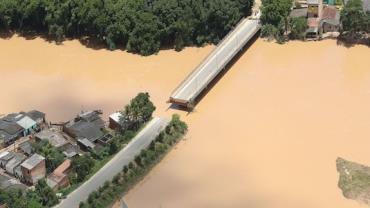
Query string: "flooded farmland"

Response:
xmin=1 ymin=36 xmax=370 ymax=208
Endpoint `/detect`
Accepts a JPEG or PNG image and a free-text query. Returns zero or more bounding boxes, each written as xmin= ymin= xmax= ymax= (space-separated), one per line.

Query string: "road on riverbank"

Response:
xmin=55 ymin=117 xmax=169 ymax=208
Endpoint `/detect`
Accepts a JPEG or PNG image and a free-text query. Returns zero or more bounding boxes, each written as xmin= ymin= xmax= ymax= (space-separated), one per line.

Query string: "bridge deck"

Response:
xmin=169 ymin=17 xmax=261 ymax=108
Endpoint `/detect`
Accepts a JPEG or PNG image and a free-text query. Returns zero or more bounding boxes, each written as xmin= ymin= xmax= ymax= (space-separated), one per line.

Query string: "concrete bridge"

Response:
xmin=169 ymin=12 xmax=261 ymax=108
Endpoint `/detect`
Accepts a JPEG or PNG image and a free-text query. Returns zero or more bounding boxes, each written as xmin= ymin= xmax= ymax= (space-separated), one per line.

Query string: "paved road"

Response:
xmin=55 ymin=117 xmax=169 ymax=208
xmin=170 ymin=15 xmax=260 ymax=107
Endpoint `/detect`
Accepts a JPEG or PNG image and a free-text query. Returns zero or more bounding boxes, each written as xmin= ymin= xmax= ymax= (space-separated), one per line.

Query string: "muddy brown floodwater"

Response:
xmin=1 ymin=36 xmax=370 ymax=208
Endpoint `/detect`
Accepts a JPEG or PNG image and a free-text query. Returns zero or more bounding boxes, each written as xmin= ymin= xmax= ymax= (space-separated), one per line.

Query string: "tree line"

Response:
xmin=0 ymin=0 xmax=253 ymax=55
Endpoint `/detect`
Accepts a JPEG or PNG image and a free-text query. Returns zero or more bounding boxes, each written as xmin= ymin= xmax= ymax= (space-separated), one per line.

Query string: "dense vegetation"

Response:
xmin=33 ymin=140 xmax=65 ymax=174
xmin=0 ymin=179 xmax=57 ymax=208
xmin=260 ymin=0 xmax=292 ymax=42
xmin=0 ymin=0 xmax=253 ymax=55
xmin=119 ymin=92 xmax=155 ymax=131
xmin=79 ymin=114 xmax=187 ymax=208
xmin=340 ymin=0 xmax=370 ymax=43
xmin=289 ymin=17 xmax=307 ymax=40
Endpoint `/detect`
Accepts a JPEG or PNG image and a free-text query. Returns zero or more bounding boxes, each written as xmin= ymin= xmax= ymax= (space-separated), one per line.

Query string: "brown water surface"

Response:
xmin=1 ymin=36 xmax=370 ymax=208
xmin=124 ymin=40 xmax=370 ymax=208
xmin=0 ymin=35 xmax=213 ymax=121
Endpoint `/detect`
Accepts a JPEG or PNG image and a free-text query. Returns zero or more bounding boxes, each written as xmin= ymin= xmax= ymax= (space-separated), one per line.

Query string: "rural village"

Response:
xmin=0 ymin=109 xmax=123 ymax=193
xmin=0 ymin=0 xmax=369 ymax=207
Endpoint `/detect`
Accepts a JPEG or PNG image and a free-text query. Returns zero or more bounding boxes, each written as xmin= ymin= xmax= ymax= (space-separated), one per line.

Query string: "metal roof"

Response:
xmin=109 ymin=112 xmax=122 ymax=123
xmin=26 ymin=110 xmax=45 ymax=121
xmin=78 ymin=138 xmax=96 ymax=149
xmin=21 ymin=153 xmax=45 ymax=170
xmin=0 ymin=151 xmax=15 ymax=161
xmin=16 ymin=116 xmax=36 ymax=130
xmin=0 ymin=120 xmax=23 ymax=135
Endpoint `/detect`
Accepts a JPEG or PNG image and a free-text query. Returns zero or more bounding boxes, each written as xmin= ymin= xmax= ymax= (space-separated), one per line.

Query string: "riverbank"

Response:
xmin=2 ymin=36 xmax=370 ymax=208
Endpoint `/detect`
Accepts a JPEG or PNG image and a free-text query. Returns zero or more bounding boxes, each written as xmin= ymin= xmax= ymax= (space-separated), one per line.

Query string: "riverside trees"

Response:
xmin=0 ymin=0 xmax=253 ymax=55
xmin=340 ymin=0 xmax=370 ymax=42
xmin=260 ymin=0 xmax=292 ymax=42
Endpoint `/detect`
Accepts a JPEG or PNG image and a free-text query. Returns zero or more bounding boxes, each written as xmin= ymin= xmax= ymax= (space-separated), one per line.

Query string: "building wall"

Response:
xmin=109 ymin=117 xmax=121 ymax=130
xmin=21 ymin=160 xmax=46 ymax=185
xmin=308 ymin=5 xmax=319 ymax=17
xmin=322 ymin=23 xmax=339 ymax=32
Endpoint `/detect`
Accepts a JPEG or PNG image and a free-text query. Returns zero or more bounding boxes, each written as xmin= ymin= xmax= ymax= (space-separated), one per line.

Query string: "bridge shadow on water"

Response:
xmin=168 ymin=31 xmax=260 ymax=115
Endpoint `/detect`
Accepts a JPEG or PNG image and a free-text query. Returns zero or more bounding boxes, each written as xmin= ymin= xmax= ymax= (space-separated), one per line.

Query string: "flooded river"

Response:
xmin=1 ymin=36 xmax=370 ymax=208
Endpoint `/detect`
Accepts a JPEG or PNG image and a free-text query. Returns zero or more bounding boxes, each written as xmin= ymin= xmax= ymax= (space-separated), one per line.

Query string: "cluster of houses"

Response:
xmin=0 ymin=109 xmax=123 ymax=192
xmin=291 ymin=0 xmax=370 ymax=39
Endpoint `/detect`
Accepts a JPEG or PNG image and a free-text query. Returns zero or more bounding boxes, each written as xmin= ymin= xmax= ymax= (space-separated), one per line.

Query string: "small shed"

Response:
xmin=77 ymin=138 xmax=96 ymax=151
xmin=109 ymin=112 xmax=122 ymax=130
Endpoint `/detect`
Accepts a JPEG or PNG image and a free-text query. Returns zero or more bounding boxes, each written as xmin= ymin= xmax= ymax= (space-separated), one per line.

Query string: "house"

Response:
xmin=35 ymin=128 xmax=68 ymax=148
xmin=0 ymin=151 xmax=14 ymax=168
xmin=64 ymin=110 xmax=105 ymax=144
xmin=0 ymin=119 xmax=23 ymax=146
xmin=16 ymin=116 xmax=37 ymax=136
xmin=307 ymin=0 xmax=323 ymax=18
xmin=18 ymin=141 xmax=34 ymax=156
xmin=26 ymin=110 xmax=46 ymax=126
xmin=306 ymin=18 xmax=320 ymax=38
xmin=109 ymin=112 xmax=122 ymax=130
xmin=46 ymin=159 xmax=71 ymax=190
xmin=20 ymin=153 xmax=46 ymax=185
xmin=5 ymin=153 xmax=27 ymax=176
xmin=320 ymin=6 xmax=340 ymax=33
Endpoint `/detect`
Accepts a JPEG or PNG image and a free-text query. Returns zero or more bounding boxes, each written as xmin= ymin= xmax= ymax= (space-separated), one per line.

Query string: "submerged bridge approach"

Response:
xmin=169 ymin=12 xmax=261 ymax=108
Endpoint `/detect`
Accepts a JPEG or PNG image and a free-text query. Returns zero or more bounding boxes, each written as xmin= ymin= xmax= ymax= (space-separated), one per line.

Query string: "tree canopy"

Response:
xmin=0 ymin=0 xmax=254 ymax=55
xmin=260 ymin=0 xmax=293 ymax=42
xmin=33 ymin=140 xmax=65 ymax=174
xmin=341 ymin=0 xmax=370 ymax=39
xmin=120 ymin=92 xmax=156 ymax=131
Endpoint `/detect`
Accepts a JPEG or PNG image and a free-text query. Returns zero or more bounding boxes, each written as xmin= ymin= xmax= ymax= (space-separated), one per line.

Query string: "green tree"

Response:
xmin=34 ymin=179 xmax=58 ymax=207
xmin=261 ymin=0 xmax=292 ymax=41
xmin=120 ymin=92 xmax=156 ymax=131
xmin=127 ymin=12 xmax=161 ymax=55
xmin=33 ymin=140 xmax=64 ymax=174
xmin=72 ymin=154 xmax=95 ymax=182
xmin=108 ymin=138 xmax=119 ymax=155
xmin=289 ymin=17 xmax=307 ymax=40
xmin=341 ymin=0 xmax=369 ymax=38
